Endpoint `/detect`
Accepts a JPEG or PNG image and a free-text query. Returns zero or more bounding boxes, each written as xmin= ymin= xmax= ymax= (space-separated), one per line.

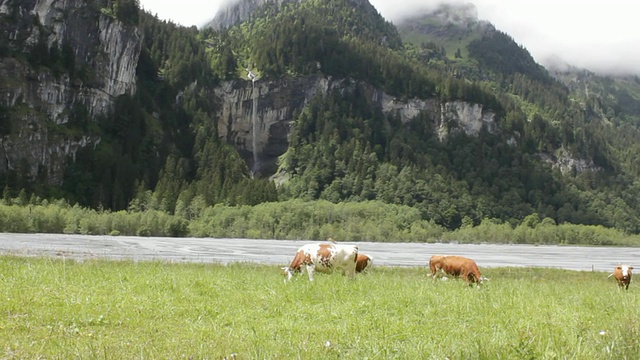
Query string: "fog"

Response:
xmin=370 ymin=0 xmax=640 ymax=75
xmin=139 ymin=0 xmax=640 ymax=75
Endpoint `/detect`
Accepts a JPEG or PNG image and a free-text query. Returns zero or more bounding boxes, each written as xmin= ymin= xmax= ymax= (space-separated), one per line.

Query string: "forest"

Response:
xmin=2 ymin=0 xmax=640 ymax=243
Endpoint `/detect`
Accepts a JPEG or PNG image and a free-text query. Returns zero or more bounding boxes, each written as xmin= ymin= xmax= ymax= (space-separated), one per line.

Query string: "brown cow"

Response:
xmin=355 ymin=254 xmax=373 ymax=273
xmin=428 ymin=255 xmax=485 ymax=287
xmin=608 ymin=265 xmax=633 ymax=290
xmin=428 ymin=255 xmax=446 ymax=278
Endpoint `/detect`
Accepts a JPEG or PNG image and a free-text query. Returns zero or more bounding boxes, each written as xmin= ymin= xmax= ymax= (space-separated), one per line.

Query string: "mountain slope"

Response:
xmin=2 ymin=0 xmax=640 ymax=235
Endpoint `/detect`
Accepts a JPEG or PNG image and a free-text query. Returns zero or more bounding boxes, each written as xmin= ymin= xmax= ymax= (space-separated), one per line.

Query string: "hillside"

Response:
xmin=1 ymin=0 xmax=640 ymax=236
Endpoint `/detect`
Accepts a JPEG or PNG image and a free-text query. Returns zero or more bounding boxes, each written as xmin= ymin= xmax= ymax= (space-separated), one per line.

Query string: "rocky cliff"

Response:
xmin=0 ymin=0 xmax=140 ymax=185
xmin=207 ymin=0 xmax=304 ymax=30
xmin=206 ymin=0 xmax=376 ymax=30
xmin=214 ymin=75 xmax=497 ymax=176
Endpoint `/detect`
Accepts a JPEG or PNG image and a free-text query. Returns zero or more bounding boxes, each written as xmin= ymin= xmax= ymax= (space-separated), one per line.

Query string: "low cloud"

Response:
xmin=141 ymin=0 xmax=640 ymax=75
xmin=370 ymin=0 xmax=640 ymax=75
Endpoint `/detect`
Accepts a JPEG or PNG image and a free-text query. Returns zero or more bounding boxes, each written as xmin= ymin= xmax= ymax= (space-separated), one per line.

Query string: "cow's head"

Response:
xmin=617 ymin=265 xmax=633 ymax=279
xmin=282 ymin=267 xmax=294 ymax=282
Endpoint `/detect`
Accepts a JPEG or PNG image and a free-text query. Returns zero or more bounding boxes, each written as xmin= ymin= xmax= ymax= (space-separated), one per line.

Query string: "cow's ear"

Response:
xmin=616 ymin=266 xmax=622 ymax=270
xmin=630 ymin=266 xmax=634 ymax=270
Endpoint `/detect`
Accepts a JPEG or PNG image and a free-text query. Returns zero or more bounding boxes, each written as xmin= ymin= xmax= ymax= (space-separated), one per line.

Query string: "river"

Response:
xmin=1 ymin=233 xmax=638 ymax=272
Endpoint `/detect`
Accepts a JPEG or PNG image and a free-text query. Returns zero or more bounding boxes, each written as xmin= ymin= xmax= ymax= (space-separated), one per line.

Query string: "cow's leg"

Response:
xmin=429 ymin=264 xmax=436 ymax=281
xmin=306 ymin=264 xmax=316 ymax=281
xmin=431 ymin=268 xmax=441 ymax=282
xmin=346 ymin=263 xmax=357 ymax=279
xmin=464 ymin=271 xmax=474 ymax=287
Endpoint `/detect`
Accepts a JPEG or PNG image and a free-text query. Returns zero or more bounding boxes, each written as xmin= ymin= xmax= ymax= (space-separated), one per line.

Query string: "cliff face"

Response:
xmin=0 ymin=0 xmax=141 ymax=184
xmin=207 ymin=0 xmax=304 ymax=30
xmin=215 ymin=76 xmax=497 ymax=176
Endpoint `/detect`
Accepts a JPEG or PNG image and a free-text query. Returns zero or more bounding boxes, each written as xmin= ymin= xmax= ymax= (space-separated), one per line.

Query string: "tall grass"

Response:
xmin=1 ymin=257 xmax=638 ymax=359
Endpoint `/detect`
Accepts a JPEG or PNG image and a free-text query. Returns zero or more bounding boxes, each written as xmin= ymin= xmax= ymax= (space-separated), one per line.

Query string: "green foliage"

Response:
xmin=2 ymin=258 xmax=640 ymax=358
xmin=277 ymin=87 xmax=608 ymax=231
xmin=443 ymin=217 xmax=640 ymax=246
xmin=5 ymin=0 xmax=640 ymax=238
xmin=0 ymin=200 xmax=187 ymax=237
xmin=468 ymin=30 xmax=553 ymax=85
xmin=102 ymin=0 xmax=139 ymax=25
xmin=189 ymin=199 xmax=443 ymax=241
xmin=0 ymin=199 xmax=639 ymax=246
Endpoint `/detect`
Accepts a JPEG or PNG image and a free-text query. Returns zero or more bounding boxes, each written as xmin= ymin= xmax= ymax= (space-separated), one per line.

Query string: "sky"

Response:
xmin=138 ymin=0 xmax=640 ymax=75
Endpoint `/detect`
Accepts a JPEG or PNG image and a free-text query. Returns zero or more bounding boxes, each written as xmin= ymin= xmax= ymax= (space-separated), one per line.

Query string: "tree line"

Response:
xmin=2 ymin=0 xmax=640 ymax=238
xmin=1 ymin=196 xmax=638 ymax=246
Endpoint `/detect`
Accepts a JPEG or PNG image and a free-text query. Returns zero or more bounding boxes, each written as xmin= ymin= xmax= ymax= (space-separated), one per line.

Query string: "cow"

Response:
xmin=608 ymin=265 xmax=633 ymax=290
xmin=282 ymin=243 xmax=358 ymax=282
xmin=355 ymin=253 xmax=373 ymax=273
xmin=428 ymin=255 xmax=485 ymax=287
xmin=428 ymin=255 xmax=446 ymax=279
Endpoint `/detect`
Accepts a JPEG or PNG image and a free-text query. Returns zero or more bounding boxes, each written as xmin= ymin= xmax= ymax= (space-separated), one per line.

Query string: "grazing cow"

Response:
xmin=428 ymin=255 xmax=446 ymax=279
xmin=282 ymin=243 xmax=358 ymax=282
xmin=355 ymin=253 xmax=373 ymax=273
xmin=608 ymin=265 xmax=633 ymax=290
xmin=428 ymin=255 xmax=484 ymax=287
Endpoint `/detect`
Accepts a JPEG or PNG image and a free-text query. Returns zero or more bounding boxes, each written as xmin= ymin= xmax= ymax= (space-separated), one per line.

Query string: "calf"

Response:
xmin=428 ymin=255 xmax=484 ymax=287
xmin=355 ymin=253 xmax=373 ymax=273
xmin=608 ymin=265 xmax=633 ymax=290
xmin=282 ymin=243 xmax=358 ymax=282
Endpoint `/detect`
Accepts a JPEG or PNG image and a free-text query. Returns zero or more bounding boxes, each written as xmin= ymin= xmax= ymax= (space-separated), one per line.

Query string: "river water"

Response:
xmin=0 ymin=233 xmax=637 ymax=272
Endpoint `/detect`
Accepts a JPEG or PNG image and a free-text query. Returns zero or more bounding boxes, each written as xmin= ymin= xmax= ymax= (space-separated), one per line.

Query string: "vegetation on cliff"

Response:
xmin=2 ymin=0 xmax=640 ymax=242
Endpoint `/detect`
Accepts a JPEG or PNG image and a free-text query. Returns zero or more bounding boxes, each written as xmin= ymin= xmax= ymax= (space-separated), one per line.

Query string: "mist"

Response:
xmin=370 ymin=0 xmax=640 ymax=75
xmin=139 ymin=0 xmax=640 ymax=75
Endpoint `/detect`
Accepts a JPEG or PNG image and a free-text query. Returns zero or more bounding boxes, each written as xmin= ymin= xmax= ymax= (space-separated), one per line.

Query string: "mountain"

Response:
xmin=2 ymin=0 xmax=640 ymax=234
xmin=0 ymin=0 xmax=141 ymax=187
xmin=206 ymin=0 xmax=305 ymax=30
xmin=547 ymin=62 xmax=640 ymax=126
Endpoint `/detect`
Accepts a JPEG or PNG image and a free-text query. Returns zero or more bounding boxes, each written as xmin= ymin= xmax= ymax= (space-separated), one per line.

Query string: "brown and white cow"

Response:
xmin=282 ymin=243 xmax=358 ymax=282
xmin=608 ymin=265 xmax=633 ymax=290
xmin=355 ymin=253 xmax=373 ymax=273
xmin=428 ymin=255 xmax=485 ymax=287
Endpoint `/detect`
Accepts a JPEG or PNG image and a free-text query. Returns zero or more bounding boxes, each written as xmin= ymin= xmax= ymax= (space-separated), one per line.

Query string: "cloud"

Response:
xmin=139 ymin=0 xmax=223 ymax=27
xmin=370 ymin=0 xmax=640 ymax=75
xmin=139 ymin=0 xmax=640 ymax=75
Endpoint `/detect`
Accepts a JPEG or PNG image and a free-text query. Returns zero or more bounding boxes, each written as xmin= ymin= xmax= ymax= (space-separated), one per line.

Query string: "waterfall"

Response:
xmin=251 ymin=80 xmax=259 ymax=176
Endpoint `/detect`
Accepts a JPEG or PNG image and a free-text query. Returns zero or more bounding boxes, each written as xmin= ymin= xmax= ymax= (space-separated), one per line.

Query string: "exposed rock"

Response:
xmin=207 ymin=0 xmax=376 ymax=30
xmin=0 ymin=0 xmax=141 ymax=184
xmin=215 ymin=76 xmax=497 ymax=176
xmin=206 ymin=0 xmax=304 ymax=30
xmin=538 ymin=148 xmax=601 ymax=175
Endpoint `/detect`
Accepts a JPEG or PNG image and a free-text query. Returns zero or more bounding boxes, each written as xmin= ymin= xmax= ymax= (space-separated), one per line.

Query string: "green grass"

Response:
xmin=1 ymin=257 xmax=639 ymax=359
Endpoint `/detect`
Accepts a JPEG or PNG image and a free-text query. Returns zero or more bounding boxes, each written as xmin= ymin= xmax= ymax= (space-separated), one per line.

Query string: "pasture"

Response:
xmin=0 ymin=256 xmax=638 ymax=359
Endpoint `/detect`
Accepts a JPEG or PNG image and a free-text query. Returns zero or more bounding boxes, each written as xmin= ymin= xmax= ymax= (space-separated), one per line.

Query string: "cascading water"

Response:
xmin=250 ymin=74 xmax=259 ymax=177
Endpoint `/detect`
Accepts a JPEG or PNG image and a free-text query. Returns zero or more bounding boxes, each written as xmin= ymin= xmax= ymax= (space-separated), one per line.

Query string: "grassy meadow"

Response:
xmin=1 ymin=256 xmax=639 ymax=359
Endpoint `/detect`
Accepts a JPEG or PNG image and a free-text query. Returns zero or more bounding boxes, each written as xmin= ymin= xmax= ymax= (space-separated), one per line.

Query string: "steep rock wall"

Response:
xmin=215 ymin=76 xmax=497 ymax=177
xmin=0 ymin=0 xmax=141 ymax=184
xmin=207 ymin=0 xmax=304 ymax=30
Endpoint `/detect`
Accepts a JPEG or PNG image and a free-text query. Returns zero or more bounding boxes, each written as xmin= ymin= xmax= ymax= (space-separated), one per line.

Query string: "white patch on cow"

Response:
xmin=282 ymin=267 xmax=294 ymax=283
xmin=283 ymin=243 xmax=358 ymax=282
xmin=621 ymin=265 xmax=629 ymax=278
